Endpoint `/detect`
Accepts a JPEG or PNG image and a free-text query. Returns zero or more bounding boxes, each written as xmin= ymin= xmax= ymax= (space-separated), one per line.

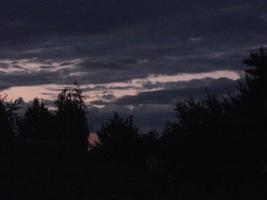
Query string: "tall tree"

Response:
xmin=55 ymin=84 xmax=89 ymax=153
xmin=232 ymin=48 xmax=267 ymax=174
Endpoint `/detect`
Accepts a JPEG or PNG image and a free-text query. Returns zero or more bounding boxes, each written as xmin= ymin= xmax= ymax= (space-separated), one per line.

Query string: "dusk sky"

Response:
xmin=1 ymin=0 xmax=267 ymax=129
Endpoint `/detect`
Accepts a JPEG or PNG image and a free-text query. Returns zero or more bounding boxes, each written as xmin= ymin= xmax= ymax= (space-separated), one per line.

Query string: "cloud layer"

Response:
xmin=1 ymin=0 xmax=266 ymax=129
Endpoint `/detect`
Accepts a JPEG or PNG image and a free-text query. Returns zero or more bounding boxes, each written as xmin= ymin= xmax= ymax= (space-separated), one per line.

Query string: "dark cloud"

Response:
xmin=0 ymin=1 xmax=217 ymax=41
xmin=0 ymin=70 xmax=68 ymax=89
xmin=1 ymin=0 xmax=266 ymax=87
xmin=39 ymin=66 xmax=54 ymax=70
xmin=1 ymin=0 xmax=266 ymax=129
xmin=0 ymin=0 xmax=266 ymax=46
xmin=102 ymin=94 xmax=116 ymax=100
xmin=0 ymin=83 xmax=11 ymax=90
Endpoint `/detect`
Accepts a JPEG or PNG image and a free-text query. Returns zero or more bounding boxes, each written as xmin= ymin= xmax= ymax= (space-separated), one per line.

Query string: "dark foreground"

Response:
xmin=1 ymin=142 xmax=267 ymax=200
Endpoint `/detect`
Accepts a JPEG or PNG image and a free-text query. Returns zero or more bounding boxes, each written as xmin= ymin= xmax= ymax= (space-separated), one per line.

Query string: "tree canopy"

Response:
xmin=97 ymin=113 xmax=141 ymax=164
xmin=55 ymin=84 xmax=89 ymax=153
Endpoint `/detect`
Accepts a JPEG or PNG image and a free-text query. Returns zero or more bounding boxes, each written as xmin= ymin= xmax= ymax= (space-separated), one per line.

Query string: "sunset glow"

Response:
xmin=1 ymin=70 xmax=241 ymax=104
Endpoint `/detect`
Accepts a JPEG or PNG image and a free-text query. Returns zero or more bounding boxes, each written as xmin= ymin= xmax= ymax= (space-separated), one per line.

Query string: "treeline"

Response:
xmin=1 ymin=49 xmax=267 ymax=182
xmin=1 ymin=84 xmax=88 ymax=154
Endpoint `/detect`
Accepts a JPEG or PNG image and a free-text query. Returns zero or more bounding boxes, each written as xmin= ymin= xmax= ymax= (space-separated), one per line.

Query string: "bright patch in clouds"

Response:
xmin=138 ymin=70 xmax=241 ymax=84
xmin=0 ymin=70 xmax=241 ymax=105
xmin=0 ymin=58 xmax=81 ymax=73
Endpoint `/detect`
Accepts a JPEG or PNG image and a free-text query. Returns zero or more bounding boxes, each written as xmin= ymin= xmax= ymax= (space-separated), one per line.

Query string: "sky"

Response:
xmin=0 ymin=0 xmax=267 ymax=130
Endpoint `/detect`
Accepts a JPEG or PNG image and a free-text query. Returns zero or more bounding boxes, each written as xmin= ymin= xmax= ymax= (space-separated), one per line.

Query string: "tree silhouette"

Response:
xmin=0 ymin=96 xmax=13 ymax=143
xmin=19 ymin=98 xmax=54 ymax=140
xmin=0 ymin=95 xmax=21 ymax=160
xmin=162 ymin=48 xmax=267 ymax=180
xmin=55 ymin=84 xmax=89 ymax=154
xmin=161 ymin=95 xmax=234 ymax=180
xmin=0 ymin=96 xmax=22 ymax=142
xmin=97 ymin=113 xmax=141 ymax=164
xmin=231 ymin=48 xmax=267 ymax=175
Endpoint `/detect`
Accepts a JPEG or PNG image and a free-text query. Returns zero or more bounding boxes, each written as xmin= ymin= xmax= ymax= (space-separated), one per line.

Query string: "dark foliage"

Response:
xmin=162 ymin=48 xmax=267 ymax=182
xmin=19 ymin=98 xmax=55 ymax=140
xmin=0 ymin=96 xmax=13 ymax=143
xmin=0 ymin=96 xmax=21 ymax=143
xmin=96 ymin=113 xmax=143 ymax=165
xmin=55 ymin=84 xmax=89 ymax=154
xmin=140 ymin=130 xmax=161 ymax=158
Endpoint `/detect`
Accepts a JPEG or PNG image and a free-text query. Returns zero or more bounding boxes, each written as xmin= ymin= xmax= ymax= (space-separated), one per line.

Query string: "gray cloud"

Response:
xmin=114 ymin=78 xmax=237 ymax=106
xmin=87 ymin=78 xmax=238 ymax=130
xmin=1 ymin=0 xmax=267 ymax=87
xmin=1 ymin=0 xmax=266 ymax=129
